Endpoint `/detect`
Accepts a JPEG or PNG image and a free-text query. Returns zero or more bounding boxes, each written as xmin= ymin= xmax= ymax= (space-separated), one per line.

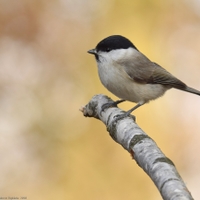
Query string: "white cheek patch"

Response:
xmin=110 ymin=48 xmax=138 ymax=61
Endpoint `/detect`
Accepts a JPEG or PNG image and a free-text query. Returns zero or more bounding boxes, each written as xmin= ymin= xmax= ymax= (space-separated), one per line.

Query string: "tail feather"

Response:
xmin=182 ymin=86 xmax=200 ymax=96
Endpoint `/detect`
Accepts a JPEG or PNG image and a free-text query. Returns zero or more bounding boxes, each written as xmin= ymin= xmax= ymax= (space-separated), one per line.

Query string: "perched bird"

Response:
xmin=88 ymin=35 xmax=200 ymax=116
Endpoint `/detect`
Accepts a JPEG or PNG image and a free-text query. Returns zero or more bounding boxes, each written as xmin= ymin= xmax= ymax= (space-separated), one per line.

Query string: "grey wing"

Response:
xmin=118 ymin=53 xmax=187 ymax=90
xmin=149 ymin=62 xmax=187 ymax=90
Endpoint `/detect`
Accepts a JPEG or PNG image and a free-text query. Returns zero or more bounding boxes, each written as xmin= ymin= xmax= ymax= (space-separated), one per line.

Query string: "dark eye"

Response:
xmin=105 ymin=48 xmax=111 ymax=52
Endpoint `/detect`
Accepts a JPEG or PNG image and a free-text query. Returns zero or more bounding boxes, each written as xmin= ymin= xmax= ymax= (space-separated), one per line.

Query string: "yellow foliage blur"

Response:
xmin=0 ymin=0 xmax=200 ymax=199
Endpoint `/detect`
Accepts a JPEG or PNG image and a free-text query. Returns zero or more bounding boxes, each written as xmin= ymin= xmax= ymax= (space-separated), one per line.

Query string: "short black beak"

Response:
xmin=87 ymin=49 xmax=97 ymax=55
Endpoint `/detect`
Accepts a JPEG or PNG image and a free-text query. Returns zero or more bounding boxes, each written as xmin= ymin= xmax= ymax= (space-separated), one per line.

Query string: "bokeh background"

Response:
xmin=0 ymin=0 xmax=200 ymax=199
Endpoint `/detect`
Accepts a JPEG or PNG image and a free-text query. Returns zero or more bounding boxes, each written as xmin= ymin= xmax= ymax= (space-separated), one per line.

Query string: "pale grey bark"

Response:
xmin=80 ymin=94 xmax=194 ymax=200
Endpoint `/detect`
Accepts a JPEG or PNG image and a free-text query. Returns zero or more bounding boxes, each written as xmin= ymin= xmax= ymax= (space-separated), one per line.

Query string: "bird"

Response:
xmin=88 ymin=35 xmax=200 ymax=117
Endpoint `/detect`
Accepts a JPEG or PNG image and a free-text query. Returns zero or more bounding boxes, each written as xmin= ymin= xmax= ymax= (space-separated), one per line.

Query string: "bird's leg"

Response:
xmin=115 ymin=101 xmax=146 ymax=121
xmin=101 ymin=99 xmax=125 ymax=111
xmin=124 ymin=101 xmax=145 ymax=116
xmin=113 ymin=99 xmax=126 ymax=105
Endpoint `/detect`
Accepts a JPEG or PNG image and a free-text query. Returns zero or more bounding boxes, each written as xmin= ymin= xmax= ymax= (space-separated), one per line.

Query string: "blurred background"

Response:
xmin=0 ymin=0 xmax=200 ymax=199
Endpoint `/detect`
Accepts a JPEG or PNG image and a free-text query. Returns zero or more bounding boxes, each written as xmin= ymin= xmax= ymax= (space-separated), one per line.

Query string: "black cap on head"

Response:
xmin=96 ymin=35 xmax=138 ymax=52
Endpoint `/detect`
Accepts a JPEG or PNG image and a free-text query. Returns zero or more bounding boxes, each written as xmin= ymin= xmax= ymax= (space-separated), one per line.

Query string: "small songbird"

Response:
xmin=88 ymin=35 xmax=200 ymax=116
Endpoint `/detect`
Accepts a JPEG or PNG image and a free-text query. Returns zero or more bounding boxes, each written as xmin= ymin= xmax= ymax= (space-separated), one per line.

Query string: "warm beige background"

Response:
xmin=0 ymin=0 xmax=200 ymax=199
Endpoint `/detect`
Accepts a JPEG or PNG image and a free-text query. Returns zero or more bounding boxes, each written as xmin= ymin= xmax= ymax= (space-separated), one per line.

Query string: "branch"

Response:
xmin=80 ymin=94 xmax=194 ymax=200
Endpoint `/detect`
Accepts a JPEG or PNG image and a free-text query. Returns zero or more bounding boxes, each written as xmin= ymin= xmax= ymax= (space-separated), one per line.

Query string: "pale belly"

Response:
xmin=98 ymin=64 xmax=168 ymax=103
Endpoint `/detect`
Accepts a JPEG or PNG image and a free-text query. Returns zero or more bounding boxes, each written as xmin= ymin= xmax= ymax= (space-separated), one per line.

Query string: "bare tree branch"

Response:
xmin=80 ymin=94 xmax=194 ymax=200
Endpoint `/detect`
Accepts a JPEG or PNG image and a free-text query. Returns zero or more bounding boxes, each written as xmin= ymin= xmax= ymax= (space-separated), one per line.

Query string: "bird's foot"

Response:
xmin=101 ymin=99 xmax=125 ymax=111
xmin=101 ymin=102 xmax=115 ymax=111
xmin=114 ymin=112 xmax=136 ymax=122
